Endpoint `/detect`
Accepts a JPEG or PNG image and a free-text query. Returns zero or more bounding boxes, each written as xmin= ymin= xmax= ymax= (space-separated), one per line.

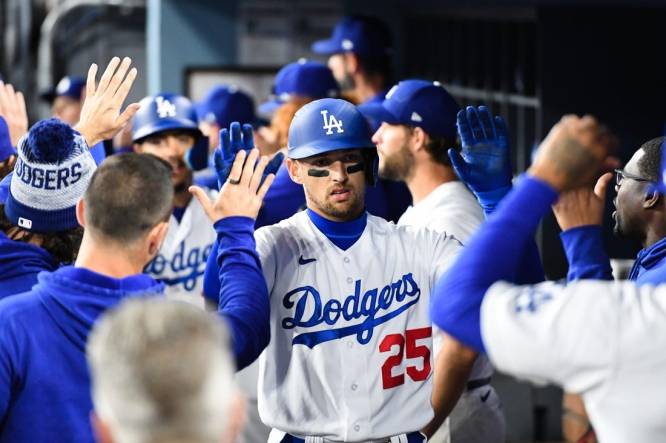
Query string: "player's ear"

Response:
xmin=644 ymin=189 xmax=661 ymax=208
xmin=147 ymin=221 xmax=169 ymax=258
xmin=76 ymin=198 xmax=86 ymax=227
xmin=410 ymin=127 xmax=428 ymax=154
xmin=286 ymin=158 xmax=304 ymax=184
xmin=132 ymin=142 xmax=142 ymax=153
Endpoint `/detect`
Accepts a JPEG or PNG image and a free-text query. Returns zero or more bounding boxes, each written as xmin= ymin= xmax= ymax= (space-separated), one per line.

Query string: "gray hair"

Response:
xmin=87 ymin=298 xmax=236 ymax=443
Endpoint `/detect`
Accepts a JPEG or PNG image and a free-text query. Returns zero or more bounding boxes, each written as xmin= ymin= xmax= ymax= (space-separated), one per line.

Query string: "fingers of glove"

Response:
xmin=478 ymin=105 xmax=495 ymax=140
xmin=242 ymin=123 xmax=255 ymax=150
xmin=466 ymin=106 xmax=484 ymax=142
xmin=213 ymin=147 xmax=228 ymax=184
xmin=264 ymin=152 xmax=284 ymax=177
xmin=230 ymin=122 xmax=243 ymax=154
xmin=456 ymin=109 xmax=474 ymax=148
xmin=448 ymin=148 xmax=468 ymax=180
xmin=219 ymin=128 xmax=232 ymax=160
xmin=493 ymin=115 xmax=509 ymax=146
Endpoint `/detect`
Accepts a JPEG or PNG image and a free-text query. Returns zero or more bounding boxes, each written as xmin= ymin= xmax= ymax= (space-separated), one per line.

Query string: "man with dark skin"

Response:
xmin=552 ymin=136 xmax=666 ymax=442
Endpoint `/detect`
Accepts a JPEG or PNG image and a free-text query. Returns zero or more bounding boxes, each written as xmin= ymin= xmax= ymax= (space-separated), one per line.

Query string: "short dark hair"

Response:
xmin=0 ymin=205 xmax=83 ymax=264
xmin=637 ymin=136 xmax=664 ymax=182
xmin=84 ymin=153 xmax=174 ymax=243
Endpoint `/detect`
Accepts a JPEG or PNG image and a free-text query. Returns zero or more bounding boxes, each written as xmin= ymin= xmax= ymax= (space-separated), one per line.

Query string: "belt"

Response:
xmin=466 ymin=376 xmax=492 ymax=391
xmin=279 ymin=431 xmax=426 ymax=443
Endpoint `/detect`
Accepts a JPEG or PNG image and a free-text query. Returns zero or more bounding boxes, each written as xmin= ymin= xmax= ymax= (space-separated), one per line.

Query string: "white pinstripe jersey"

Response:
xmin=255 ymin=211 xmax=461 ymax=441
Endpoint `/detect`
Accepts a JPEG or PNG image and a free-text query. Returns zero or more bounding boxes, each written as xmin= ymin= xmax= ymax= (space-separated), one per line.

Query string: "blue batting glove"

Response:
xmin=449 ymin=105 xmax=513 ymax=215
xmin=214 ymin=122 xmax=255 ymax=188
xmin=213 ymin=121 xmax=284 ymax=188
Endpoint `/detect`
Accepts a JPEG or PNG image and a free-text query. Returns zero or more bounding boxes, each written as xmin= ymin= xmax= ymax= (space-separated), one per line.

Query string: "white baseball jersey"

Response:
xmin=144 ymin=189 xmax=217 ymax=308
xmin=397 ymin=181 xmax=492 ymax=379
xmin=398 ymin=181 xmax=502 ymax=443
xmin=481 ymin=279 xmax=666 ymax=443
xmin=255 ymin=211 xmax=462 ymax=441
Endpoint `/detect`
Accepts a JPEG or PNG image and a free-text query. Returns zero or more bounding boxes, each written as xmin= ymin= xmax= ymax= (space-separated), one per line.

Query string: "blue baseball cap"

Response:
xmin=312 ymin=16 xmax=393 ymax=57
xmin=196 ymin=85 xmax=256 ymax=128
xmin=358 ymin=79 xmax=460 ymax=139
xmin=288 ymin=98 xmax=374 ymax=159
xmin=259 ymin=59 xmax=340 ymax=114
xmin=40 ymin=75 xmax=85 ymax=103
xmin=0 ymin=117 xmax=15 ymax=162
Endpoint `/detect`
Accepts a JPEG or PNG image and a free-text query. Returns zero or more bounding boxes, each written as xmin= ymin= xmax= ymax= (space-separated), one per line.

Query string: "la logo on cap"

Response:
xmin=156 ymin=96 xmax=177 ymax=118
xmin=321 ymin=110 xmax=344 ymax=135
xmin=411 ymin=112 xmax=423 ymax=122
xmin=18 ymin=217 xmax=32 ymax=229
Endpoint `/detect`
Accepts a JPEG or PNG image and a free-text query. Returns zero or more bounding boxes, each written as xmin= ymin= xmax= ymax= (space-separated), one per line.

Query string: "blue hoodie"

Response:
xmin=0 ymin=231 xmax=59 ymax=298
xmin=628 ymin=236 xmax=666 ymax=284
xmin=0 ymin=217 xmax=269 ymax=442
xmin=0 ymin=267 xmax=162 ymax=443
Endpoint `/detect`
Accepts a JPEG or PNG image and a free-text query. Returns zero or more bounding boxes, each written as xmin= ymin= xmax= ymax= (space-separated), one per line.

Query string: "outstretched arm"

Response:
xmin=449 ymin=105 xmax=545 ymax=285
xmin=433 ymin=114 xmax=618 ymax=352
xmin=191 ymin=124 xmax=282 ymax=370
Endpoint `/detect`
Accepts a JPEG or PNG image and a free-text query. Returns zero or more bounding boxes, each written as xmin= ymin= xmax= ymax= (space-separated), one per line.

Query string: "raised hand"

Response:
xmin=0 ymin=82 xmax=28 ymax=146
xmin=75 ymin=56 xmax=140 ymax=147
xmin=449 ymin=105 xmax=512 ymax=193
xmin=190 ymin=148 xmax=277 ymax=222
xmin=214 ymin=121 xmax=284 ymax=188
xmin=530 ymin=115 xmax=618 ymax=192
xmin=552 ymin=172 xmax=613 ymax=230
xmin=214 ymin=122 xmax=255 ymax=186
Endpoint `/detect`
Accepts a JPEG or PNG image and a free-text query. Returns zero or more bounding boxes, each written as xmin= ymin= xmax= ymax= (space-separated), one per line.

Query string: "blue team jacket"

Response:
xmin=561 ymin=226 xmax=666 ymax=285
xmin=0 ymin=231 xmax=59 ymax=298
xmin=0 ymin=267 xmax=163 ymax=443
xmin=628 ymin=236 xmax=666 ymax=284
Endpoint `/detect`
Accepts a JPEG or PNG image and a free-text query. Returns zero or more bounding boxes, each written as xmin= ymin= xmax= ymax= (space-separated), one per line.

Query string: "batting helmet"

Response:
xmin=132 ymin=93 xmax=202 ymax=143
xmin=132 ymin=93 xmax=208 ymax=171
xmin=287 ymin=98 xmax=377 ymax=184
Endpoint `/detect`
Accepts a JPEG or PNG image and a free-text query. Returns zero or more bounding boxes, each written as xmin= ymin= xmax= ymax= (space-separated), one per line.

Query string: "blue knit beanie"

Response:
xmin=4 ymin=118 xmax=97 ymax=233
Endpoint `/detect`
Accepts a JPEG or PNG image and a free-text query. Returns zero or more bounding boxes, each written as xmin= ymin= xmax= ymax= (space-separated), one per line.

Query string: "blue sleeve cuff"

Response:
xmin=560 ymin=225 xmax=613 ymax=281
xmin=213 ymin=215 xmax=270 ymax=370
xmin=475 ymin=185 xmax=513 ymax=216
xmin=213 ymin=216 xmax=255 ymax=236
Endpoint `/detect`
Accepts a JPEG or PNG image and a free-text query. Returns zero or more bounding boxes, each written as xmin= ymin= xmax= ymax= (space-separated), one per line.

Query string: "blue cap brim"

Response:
xmin=258 ymin=99 xmax=283 ymax=115
xmin=312 ymin=39 xmax=342 ymax=55
xmin=357 ymin=102 xmax=401 ymax=126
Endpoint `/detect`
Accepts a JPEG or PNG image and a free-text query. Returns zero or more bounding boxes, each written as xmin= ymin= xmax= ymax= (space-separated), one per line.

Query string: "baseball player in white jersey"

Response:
xmin=431 ymin=113 xmax=666 ymax=443
xmin=363 ymin=80 xmax=502 ymax=443
xmin=223 ymin=98 xmax=462 ymax=443
xmin=133 ymin=93 xmax=216 ymax=307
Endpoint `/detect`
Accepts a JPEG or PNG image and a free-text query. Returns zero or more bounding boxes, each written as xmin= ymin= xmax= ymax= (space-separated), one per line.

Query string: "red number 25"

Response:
xmin=379 ymin=327 xmax=432 ymax=389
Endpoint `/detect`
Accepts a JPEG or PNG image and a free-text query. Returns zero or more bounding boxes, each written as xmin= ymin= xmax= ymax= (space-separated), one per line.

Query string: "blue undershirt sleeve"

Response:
xmin=560 ymin=225 xmax=613 ymax=281
xmin=431 ymin=176 xmax=558 ymax=353
xmin=214 ymin=217 xmax=270 ymax=370
xmin=203 ymin=239 xmax=221 ymax=301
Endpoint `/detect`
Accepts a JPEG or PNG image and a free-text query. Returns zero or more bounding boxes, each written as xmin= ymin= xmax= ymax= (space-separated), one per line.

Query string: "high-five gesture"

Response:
xmin=75 ymin=57 xmax=140 ymax=147
xmin=0 ymin=82 xmax=28 ymax=146
xmin=190 ymin=148 xmax=276 ymax=222
xmin=449 ymin=105 xmax=512 ymax=193
xmin=530 ymin=115 xmax=618 ymax=192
